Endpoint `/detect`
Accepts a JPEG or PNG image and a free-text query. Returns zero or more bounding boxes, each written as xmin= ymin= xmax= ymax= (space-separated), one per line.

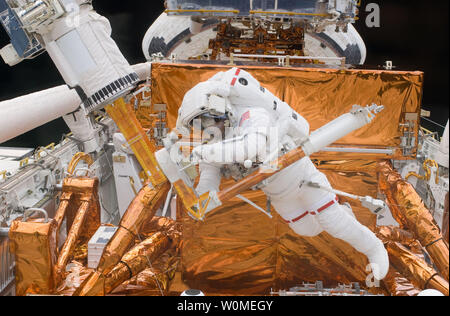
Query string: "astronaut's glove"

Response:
xmin=191 ymin=143 xmax=227 ymax=165
xmin=208 ymin=81 xmax=231 ymax=98
xmin=190 ymin=146 xmax=205 ymax=165
xmin=361 ymin=196 xmax=388 ymax=218
xmin=194 ymin=81 xmax=231 ymax=101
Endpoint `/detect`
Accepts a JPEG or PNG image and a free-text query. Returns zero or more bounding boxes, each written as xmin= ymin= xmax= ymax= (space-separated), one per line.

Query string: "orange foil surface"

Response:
xmin=175 ymin=159 xmax=390 ymax=294
xmin=53 ymin=177 xmax=101 ymax=285
xmin=74 ymin=183 xmax=170 ymax=296
xmin=383 ymin=266 xmax=421 ymax=296
xmin=60 ymin=177 xmax=101 ymax=243
xmin=147 ymin=63 xmax=423 ymax=160
xmin=9 ymin=217 xmax=58 ymax=296
xmin=444 ymin=193 xmax=449 ymax=244
xmin=378 ymin=161 xmax=449 ymax=281
xmin=387 ymin=242 xmax=449 ymax=296
xmin=96 ymin=182 xmax=170 ymax=275
xmin=104 ymin=232 xmax=171 ymax=294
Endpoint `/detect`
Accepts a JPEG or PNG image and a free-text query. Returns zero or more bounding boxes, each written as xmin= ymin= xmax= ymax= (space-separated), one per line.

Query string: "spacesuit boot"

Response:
xmin=315 ymin=204 xmax=389 ymax=280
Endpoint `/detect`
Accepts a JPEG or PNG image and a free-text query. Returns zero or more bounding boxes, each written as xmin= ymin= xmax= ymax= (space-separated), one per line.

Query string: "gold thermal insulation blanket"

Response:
xmin=56 ymin=261 xmax=94 ymax=296
xmin=104 ymin=232 xmax=171 ymax=294
xmin=144 ymin=63 xmax=423 ymax=160
xmin=375 ymin=226 xmax=443 ymax=296
xmin=176 ymin=160 xmax=392 ymax=294
xmin=74 ymin=232 xmax=171 ymax=296
xmin=53 ymin=177 xmax=101 ymax=285
xmin=383 ymin=267 xmax=421 ymax=296
xmin=140 ymin=216 xmax=182 ymax=249
xmin=134 ymin=63 xmax=427 ymax=294
xmin=53 ymin=192 xmax=74 ymax=246
xmin=9 ymin=218 xmax=58 ymax=296
xmin=96 ymin=182 xmax=170 ymax=275
xmin=57 ymin=217 xmax=181 ymax=296
xmin=387 ymin=242 xmax=449 ymax=296
xmin=110 ymin=251 xmax=179 ymax=296
xmin=74 ymin=183 xmax=170 ymax=296
xmin=377 ymin=161 xmax=449 ymax=281
xmin=110 ymin=217 xmax=181 ymax=296
xmin=444 ymin=193 xmax=449 ymax=244
xmin=59 ymin=177 xmax=101 ymax=244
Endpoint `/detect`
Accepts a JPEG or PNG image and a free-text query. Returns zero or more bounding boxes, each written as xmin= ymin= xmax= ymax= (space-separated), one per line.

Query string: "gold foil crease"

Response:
xmin=96 ymin=182 xmax=170 ymax=274
xmin=53 ymin=192 xmax=73 ymax=230
xmin=73 ymin=271 xmax=106 ymax=296
xmin=56 ymin=261 xmax=93 ymax=296
xmin=387 ymin=241 xmax=449 ymax=296
xmin=383 ymin=266 xmax=421 ymax=296
xmin=104 ymin=232 xmax=171 ymax=294
xmin=9 ymin=218 xmax=58 ymax=296
xmin=146 ymin=63 xmax=423 ymax=160
xmin=61 ymin=177 xmax=101 ymax=243
xmin=377 ymin=161 xmax=449 ymax=280
xmin=112 ymin=251 xmax=179 ymax=296
xmin=74 ymin=183 xmax=170 ymax=295
xmin=175 ymin=160 xmax=383 ymax=294
xmin=177 ymin=183 xmax=372 ymax=295
xmin=375 ymin=226 xmax=416 ymax=246
xmin=113 ymin=268 xmax=169 ymax=296
xmin=140 ymin=216 xmax=182 ymax=250
xmin=53 ymin=177 xmax=101 ymax=285
xmin=444 ymin=193 xmax=449 ymax=244
xmin=54 ymin=201 xmax=91 ymax=285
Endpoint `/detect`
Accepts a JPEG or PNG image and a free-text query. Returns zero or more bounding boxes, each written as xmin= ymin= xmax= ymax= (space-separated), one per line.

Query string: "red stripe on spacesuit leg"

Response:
xmin=283 ymin=211 xmax=309 ymax=224
xmin=282 ymin=196 xmax=339 ymax=224
xmin=309 ymin=197 xmax=339 ymax=215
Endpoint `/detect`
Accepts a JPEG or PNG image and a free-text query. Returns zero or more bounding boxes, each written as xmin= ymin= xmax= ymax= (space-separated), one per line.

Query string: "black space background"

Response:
xmin=0 ymin=0 xmax=448 ymax=148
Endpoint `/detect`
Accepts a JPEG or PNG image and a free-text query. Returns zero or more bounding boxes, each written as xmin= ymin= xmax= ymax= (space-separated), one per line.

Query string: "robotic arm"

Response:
xmin=0 ymin=0 xmax=140 ymax=152
xmin=1 ymin=0 xmax=138 ymax=112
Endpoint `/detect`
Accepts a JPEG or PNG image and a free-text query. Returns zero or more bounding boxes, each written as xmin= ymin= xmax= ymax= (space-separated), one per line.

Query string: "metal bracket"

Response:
xmin=400 ymin=113 xmax=418 ymax=157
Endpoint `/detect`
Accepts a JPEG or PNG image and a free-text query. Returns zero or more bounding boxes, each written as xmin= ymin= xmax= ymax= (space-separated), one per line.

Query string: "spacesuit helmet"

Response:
xmin=197 ymin=112 xmax=229 ymax=130
xmin=176 ymin=81 xmax=235 ymax=134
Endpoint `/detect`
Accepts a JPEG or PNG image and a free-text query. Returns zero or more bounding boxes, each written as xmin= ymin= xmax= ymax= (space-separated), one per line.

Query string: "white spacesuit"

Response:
xmin=176 ymin=68 xmax=389 ymax=280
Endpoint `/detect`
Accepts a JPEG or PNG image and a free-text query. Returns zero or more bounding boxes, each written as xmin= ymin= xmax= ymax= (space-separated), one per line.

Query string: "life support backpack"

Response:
xmin=218 ymin=67 xmax=310 ymax=146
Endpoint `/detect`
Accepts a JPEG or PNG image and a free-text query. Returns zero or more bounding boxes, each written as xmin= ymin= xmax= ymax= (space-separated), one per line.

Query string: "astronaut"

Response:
xmin=176 ymin=68 xmax=389 ymax=280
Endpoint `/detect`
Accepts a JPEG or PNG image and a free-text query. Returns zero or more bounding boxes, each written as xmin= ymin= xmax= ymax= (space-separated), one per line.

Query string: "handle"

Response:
xmin=22 ymin=208 xmax=49 ymax=223
xmin=67 ymin=152 xmax=94 ymax=176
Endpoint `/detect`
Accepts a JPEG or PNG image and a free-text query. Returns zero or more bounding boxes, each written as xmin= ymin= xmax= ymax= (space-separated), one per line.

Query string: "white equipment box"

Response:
xmin=87 ymin=226 xmax=118 ymax=269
